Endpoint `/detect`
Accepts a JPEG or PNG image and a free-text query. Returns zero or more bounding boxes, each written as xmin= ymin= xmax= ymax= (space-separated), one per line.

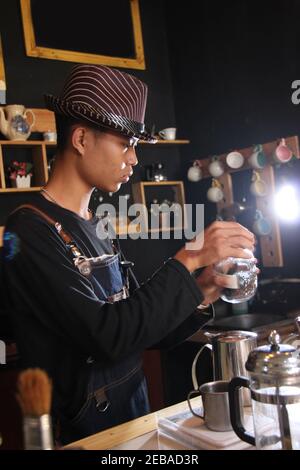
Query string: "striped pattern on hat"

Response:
xmin=44 ymin=64 xmax=156 ymax=142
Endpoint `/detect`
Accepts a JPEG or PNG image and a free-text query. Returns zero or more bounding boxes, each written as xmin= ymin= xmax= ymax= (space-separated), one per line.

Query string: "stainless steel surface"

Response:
xmin=208 ymin=330 xmax=257 ymax=406
xmin=188 ymin=312 xmax=297 ymax=347
xmin=189 ymin=380 xmax=233 ymax=432
xmin=208 ymin=330 xmax=257 ymax=380
xmin=23 ymin=414 xmax=53 ymax=450
xmin=207 ymin=313 xmax=285 ymax=331
xmin=246 ymin=331 xmax=300 ymax=379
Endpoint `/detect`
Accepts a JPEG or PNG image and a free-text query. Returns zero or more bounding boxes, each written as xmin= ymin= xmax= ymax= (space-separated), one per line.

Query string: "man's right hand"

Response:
xmin=174 ymin=221 xmax=255 ymax=273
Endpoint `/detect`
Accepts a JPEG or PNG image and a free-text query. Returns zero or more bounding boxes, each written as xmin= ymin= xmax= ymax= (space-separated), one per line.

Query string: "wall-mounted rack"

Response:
xmin=195 ymin=136 xmax=300 ymax=267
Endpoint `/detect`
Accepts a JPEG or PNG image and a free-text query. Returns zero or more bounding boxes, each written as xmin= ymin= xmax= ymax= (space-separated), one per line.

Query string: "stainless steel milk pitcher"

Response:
xmin=192 ymin=330 xmax=257 ymax=406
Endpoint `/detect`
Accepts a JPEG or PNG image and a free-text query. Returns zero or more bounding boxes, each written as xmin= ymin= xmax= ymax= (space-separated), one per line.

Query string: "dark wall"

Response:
xmin=165 ymin=0 xmax=300 ymax=280
xmin=0 ymin=0 xmax=184 ymax=282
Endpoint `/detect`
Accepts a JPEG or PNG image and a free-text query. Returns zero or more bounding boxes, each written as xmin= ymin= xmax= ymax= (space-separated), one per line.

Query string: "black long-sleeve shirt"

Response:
xmin=1 ymin=194 xmax=205 ymax=416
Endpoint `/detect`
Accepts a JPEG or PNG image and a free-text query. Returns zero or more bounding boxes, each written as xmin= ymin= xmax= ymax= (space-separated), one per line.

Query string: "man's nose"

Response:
xmin=127 ymin=148 xmax=138 ymax=167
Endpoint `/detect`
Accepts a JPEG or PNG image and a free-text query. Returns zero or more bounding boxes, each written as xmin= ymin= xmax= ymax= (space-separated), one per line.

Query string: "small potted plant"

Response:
xmin=7 ymin=161 xmax=33 ymax=188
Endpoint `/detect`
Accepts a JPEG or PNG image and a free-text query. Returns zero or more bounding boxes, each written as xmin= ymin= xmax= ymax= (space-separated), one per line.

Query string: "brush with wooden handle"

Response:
xmin=17 ymin=368 xmax=54 ymax=450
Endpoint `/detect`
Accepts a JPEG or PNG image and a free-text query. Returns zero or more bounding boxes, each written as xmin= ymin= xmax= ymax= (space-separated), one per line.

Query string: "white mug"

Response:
xmin=187 ymin=161 xmax=202 ymax=182
xmin=207 ymin=182 xmax=224 ymax=203
xmin=226 ymin=151 xmax=244 ymax=169
xmin=158 ymin=127 xmax=177 ymax=140
xmin=43 ymin=130 xmax=57 ymax=142
xmin=250 ymin=171 xmax=267 ymax=197
xmin=208 ymin=158 xmax=224 ymax=178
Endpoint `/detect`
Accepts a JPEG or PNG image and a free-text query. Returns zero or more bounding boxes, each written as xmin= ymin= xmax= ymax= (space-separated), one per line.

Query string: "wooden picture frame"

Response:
xmin=20 ymin=0 xmax=145 ymax=70
xmin=0 ymin=35 xmax=6 ymax=98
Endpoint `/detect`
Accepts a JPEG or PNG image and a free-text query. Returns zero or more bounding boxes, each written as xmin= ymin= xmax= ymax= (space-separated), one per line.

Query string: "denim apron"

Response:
xmin=58 ymin=243 xmax=150 ymax=445
xmin=12 ymin=204 xmax=150 ymax=445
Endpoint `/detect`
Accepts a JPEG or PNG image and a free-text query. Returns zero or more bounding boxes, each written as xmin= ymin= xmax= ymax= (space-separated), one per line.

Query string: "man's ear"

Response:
xmin=71 ymin=127 xmax=86 ymax=156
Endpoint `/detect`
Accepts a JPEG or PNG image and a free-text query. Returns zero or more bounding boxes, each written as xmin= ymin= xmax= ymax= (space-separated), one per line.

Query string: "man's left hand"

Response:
xmin=195 ymin=266 xmax=223 ymax=305
xmin=196 ymin=265 xmax=260 ymax=305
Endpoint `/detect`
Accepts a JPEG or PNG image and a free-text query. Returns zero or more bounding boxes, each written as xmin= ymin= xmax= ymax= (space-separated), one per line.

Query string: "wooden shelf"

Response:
xmin=198 ymin=135 xmax=300 ymax=179
xmin=0 ymin=139 xmax=188 ymax=146
xmin=0 ymin=140 xmax=56 ymax=146
xmin=0 ymin=221 xmax=138 ymax=242
xmin=0 ymin=139 xmax=48 ymax=192
xmin=137 ymin=180 xmax=184 ymax=187
xmin=140 ymin=139 xmax=189 ymax=145
xmin=115 ymin=224 xmax=141 ymax=236
xmin=0 ymin=187 xmax=42 ymax=193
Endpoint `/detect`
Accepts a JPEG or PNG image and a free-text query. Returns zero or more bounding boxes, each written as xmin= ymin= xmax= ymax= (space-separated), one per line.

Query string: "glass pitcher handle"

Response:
xmin=24 ymin=109 xmax=36 ymax=130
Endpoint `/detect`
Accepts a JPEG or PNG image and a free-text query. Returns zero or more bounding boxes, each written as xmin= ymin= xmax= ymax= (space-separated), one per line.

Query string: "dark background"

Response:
xmin=1 ymin=0 xmax=300 ymax=410
xmin=1 ymin=0 xmax=300 ymax=281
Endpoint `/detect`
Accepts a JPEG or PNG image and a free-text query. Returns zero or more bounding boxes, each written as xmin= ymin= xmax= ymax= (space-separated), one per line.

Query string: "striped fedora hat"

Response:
xmin=44 ymin=64 xmax=156 ymax=143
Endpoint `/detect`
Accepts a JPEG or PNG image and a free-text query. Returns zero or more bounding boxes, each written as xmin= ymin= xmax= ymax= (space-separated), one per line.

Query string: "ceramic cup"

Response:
xmin=43 ymin=130 xmax=57 ymax=142
xmin=207 ymin=179 xmax=224 ymax=203
xmin=226 ymin=151 xmax=244 ymax=169
xmin=250 ymin=171 xmax=267 ymax=197
xmin=208 ymin=158 xmax=224 ymax=178
xmin=248 ymin=145 xmax=266 ymax=169
xmin=158 ymin=127 xmax=177 ymax=140
xmin=273 ymin=138 xmax=293 ymax=163
xmin=187 ymin=161 xmax=202 ymax=182
xmin=252 ymin=210 xmax=272 ymax=236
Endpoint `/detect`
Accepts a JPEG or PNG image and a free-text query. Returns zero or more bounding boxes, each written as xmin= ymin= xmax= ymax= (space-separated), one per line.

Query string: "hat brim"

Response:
xmin=44 ymin=94 xmax=157 ymax=143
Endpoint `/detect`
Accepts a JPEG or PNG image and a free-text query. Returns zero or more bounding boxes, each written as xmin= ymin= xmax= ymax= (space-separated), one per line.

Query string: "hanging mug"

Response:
xmin=207 ymin=178 xmax=224 ymax=203
xmin=187 ymin=160 xmax=202 ymax=182
xmin=226 ymin=151 xmax=244 ymax=169
xmin=273 ymin=138 xmax=293 ymax=164
xmin=250 ymin=171 xmax=267 ymax=197
xmin=208 ymin=157 xmax=224 ymax=178
xmin=248 ymin=145 xmax=266 ymax=169
xmin=252 ymin=210 xmax=272 ymax=236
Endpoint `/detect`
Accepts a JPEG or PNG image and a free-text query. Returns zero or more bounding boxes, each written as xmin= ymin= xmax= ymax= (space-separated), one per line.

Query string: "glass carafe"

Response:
xmin=213 ymin=251 xmax=257 ymax=303
xmin=229 ymin=330 xmax=300 ymax=450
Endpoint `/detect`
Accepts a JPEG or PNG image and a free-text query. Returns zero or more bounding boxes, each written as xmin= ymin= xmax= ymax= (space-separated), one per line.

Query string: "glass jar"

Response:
xmin=214 ymin=253 xmax=257 ymax=303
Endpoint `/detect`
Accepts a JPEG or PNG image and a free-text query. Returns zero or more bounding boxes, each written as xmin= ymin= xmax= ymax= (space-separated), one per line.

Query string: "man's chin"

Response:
xmin=94 ymin=183 xmax=120 ymax=193
xmin=108 ymin=183 xmax=121 ymax=193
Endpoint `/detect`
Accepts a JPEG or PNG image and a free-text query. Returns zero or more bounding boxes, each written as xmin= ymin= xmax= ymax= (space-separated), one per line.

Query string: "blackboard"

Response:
xmin=20 ymin=0 xmax=145 ymax=70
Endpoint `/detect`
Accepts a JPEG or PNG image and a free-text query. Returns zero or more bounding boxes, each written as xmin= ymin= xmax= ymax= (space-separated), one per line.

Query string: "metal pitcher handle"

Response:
xmin=187 ymin=389 xmax=204 ymax=419
xmin=191 ymin=343 xmax=212 ymax=390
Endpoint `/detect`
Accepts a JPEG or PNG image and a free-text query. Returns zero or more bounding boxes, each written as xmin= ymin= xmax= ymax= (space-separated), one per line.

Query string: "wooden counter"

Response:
xmin=65 ymin=399 xmax=194 ymax=451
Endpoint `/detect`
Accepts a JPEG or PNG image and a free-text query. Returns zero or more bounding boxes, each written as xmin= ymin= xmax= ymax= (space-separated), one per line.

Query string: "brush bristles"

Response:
xmin=17 ymin=368 xmax=52 ymax=417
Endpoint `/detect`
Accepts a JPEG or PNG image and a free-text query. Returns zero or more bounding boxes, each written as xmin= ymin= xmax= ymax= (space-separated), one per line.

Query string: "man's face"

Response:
xmin=79 ymin=129 xmax=139 ymax=193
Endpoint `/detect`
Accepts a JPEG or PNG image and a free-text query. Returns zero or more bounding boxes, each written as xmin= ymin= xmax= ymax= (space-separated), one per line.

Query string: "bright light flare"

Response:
xmin=273 ymin=184 xmax=300 ymax=221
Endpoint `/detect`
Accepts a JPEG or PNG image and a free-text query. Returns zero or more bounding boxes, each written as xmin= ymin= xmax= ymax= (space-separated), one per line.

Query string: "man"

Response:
xmin=2 ymin=64 xmax=255 ymax=444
